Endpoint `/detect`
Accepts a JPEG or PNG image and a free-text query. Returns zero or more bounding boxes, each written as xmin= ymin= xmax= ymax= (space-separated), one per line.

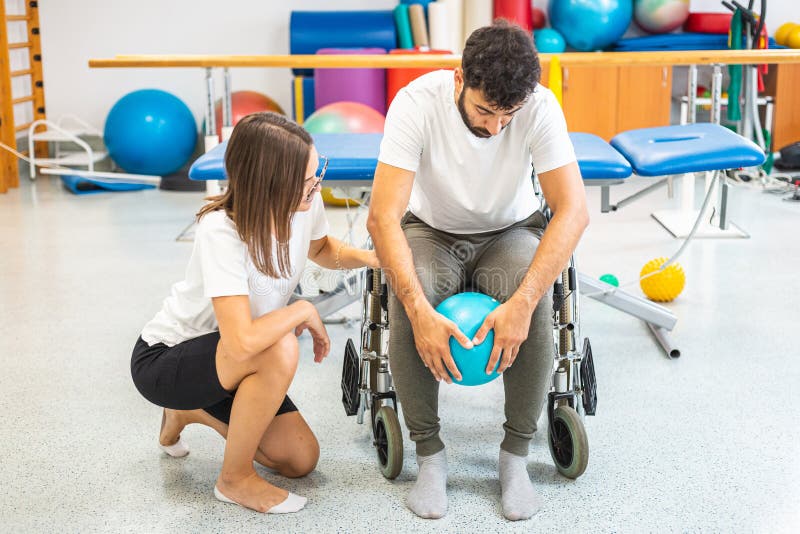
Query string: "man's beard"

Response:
xmin=457 ymin=90 xmax=492 ymax=138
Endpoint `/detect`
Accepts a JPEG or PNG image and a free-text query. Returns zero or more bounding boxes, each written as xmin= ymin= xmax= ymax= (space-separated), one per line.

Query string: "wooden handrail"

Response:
xmin=89 ymin=49 xmax=800 ymax=69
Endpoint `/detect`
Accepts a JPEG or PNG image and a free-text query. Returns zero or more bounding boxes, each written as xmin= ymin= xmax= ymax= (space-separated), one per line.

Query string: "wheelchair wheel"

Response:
xmin=548 ymin=405 xmax=588 ymax=479
xmin=373 ymin=405 xmax=403 ymax=479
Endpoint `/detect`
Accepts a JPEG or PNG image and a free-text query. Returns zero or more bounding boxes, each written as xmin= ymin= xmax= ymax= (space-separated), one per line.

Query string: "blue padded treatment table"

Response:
xmin=189 ymin=132 xmax=632 ymax=185
xmin=569 ymin=133 xmax=631 ymax=181
xmin=190 ymin=134 xmax=385 ymax=186
xmin=610 ymin=123 xmax=765 ymax=176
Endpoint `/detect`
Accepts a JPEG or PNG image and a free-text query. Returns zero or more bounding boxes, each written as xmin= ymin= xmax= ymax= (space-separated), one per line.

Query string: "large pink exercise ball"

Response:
xmin=302 ymin=101 xmax=385 ymax=134
xmin=634 ymin=0 xmax=690 ymax=34
xmin=303 ymin=102 xmax=385 ymax=206
xmin=213 ymin=90 xmax=284 ymax=139
xmin=549 ymin=0 xmax=632 ymax=51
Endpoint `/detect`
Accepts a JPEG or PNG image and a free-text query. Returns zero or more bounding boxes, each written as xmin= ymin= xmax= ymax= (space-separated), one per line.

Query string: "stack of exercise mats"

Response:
xmin=613 ymin=32 xmax=779 ymax=51
xmin=289 ymin=10 xmax=396 ymax=123
xmin=290 ymin=1 xmax=540 ymax=124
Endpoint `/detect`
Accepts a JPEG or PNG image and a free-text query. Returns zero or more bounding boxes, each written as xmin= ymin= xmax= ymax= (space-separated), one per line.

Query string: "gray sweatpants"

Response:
xmin=388 ymin=211 xmax=555 ymax=457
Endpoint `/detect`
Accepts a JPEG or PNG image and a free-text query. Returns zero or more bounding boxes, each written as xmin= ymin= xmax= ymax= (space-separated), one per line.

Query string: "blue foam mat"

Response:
xmin=60 ymin=174 xmax=155 ymax=195
xmin=290 ymin=10 xmax=396 ymax=75
xmin=613 ymin=32 xmax=780 ymax=51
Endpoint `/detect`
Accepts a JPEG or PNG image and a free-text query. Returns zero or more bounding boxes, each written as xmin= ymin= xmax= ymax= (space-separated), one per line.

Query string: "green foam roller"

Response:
xmin=394 ymin=5 xmax=414 ymax=49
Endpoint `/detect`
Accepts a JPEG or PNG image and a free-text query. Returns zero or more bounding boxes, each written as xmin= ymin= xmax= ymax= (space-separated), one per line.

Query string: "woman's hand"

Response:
xmin=294 ymin=302 xmax=330 ymax=363
xmin=362 ymin=249 xmax=380 ymax=269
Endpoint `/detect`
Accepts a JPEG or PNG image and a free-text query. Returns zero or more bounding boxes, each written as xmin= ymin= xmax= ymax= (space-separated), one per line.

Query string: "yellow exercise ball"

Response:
xmin=320 ymin=187 xmax=362 ymax=207
xmin=787 ymin=26 xmax=800 ymax=49
xmin=640 ymin=257 xmax=685 ymax=302
xmin=775 ymin=22 xmax=798 ymax=46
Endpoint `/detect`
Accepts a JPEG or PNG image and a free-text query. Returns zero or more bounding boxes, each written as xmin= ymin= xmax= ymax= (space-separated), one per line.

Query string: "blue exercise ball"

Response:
xmin=435 ymin=292 xmax=501 ymax=386
xmin=534 ymin=28 xmax=567 ymax=53
xmin=549 ymin=0 xmax=633 ymax=51
xmin=104 ymin=89 xmax=197 ymax=175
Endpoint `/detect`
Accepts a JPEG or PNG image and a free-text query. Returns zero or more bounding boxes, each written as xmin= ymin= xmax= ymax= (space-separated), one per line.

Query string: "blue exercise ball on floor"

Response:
xmin=435 ymin=292 xmax=501 ymax=386
xmin=549 ymin=0 xmax=633 ymax=51
xmin=104 ymin=89 xmax=197 ymax=175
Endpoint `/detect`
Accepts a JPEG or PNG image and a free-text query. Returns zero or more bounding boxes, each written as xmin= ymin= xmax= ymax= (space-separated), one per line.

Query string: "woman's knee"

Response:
xmin=260 ymin=430 xmax=320 ymax=478
xmin=254 ymin=333 xmax=299 ymax=376
xmin=282 ymin=433 xmax=320 ymax=478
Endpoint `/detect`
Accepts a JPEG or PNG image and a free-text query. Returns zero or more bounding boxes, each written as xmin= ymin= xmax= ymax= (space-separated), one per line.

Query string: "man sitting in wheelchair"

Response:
xmin=365 ymin=21 xmax=589 ymax=520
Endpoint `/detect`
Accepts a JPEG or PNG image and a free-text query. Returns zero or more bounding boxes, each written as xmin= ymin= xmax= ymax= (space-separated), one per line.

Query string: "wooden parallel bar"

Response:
xmin=11 ymin=95 xmax=34 ymax=104
xmin=26 ymin=0 xmax=48 ymax=158
xmin=10 ymin=68 xmax=33 ymax=77
xmin=6 ymin=15 xmax=30 ymax=21
xmin=8 ymin=41 xmax=31 ymax=50
xmin=15 ymin=121 xmax=32 ymax=131
xmin=89 ymin=49 xmax=800 ymax=69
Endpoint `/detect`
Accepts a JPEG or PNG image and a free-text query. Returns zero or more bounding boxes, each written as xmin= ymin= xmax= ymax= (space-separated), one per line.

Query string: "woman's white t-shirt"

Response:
xmin=141 ymin=195 xmax=329 ymax=347
xmin=378 ymin=70 xmax=576 ymax=234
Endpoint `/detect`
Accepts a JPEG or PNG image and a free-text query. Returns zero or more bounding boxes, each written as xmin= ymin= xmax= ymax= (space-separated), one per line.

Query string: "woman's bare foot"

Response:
xmin=216 ymin=471 xmax=290 ymax=513
xmin=159 ymin=409 xmax=186 ymax=447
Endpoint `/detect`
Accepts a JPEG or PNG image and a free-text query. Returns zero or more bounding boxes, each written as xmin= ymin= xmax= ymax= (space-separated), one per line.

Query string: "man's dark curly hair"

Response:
xmin=461 ymin=19 xmax=541 ymax=110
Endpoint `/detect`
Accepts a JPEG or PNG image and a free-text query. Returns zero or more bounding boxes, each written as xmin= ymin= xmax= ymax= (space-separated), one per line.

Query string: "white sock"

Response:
xmin=499 ymin=449 xmax=543 ymax=521
xmin=407 ymin=449 xmax=448 ymax=519
xmin=214 ymin=486 xmax=307 ymax=514
xmin=159 ymin=438 xmax=189 ymax=458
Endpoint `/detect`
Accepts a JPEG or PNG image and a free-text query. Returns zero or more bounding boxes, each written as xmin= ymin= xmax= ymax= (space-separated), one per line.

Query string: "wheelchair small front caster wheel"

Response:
xmin=548 ymin=405 xmax=588 ymax=479
xmin=373 ymin=405 xmax=403 ymax=479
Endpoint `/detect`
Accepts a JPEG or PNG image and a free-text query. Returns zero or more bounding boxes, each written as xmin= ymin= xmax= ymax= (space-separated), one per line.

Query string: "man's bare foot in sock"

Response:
xmin=216 ymin=471 xmax=291 ymax=513
xmin=499 ymin=449 xmax=543 ymax=520
xmin=407 ymin=449 xmax=448 ymax=519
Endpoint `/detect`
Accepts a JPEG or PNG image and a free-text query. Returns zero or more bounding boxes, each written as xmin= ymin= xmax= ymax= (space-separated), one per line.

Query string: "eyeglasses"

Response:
xmin=304 ymin=155 xmax=327 ymax=193
xmin=317 ymin=155 xmax=328 ymax=182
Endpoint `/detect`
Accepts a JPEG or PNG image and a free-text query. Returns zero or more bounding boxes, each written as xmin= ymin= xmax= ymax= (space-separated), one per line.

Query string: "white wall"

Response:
xmin=41 ymin=0 xmax=796 ymax=130
xmin=39 ymin=0 xmax=396 ymax=129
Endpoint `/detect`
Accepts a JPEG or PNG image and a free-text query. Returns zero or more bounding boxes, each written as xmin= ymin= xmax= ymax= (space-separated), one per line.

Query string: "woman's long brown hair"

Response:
xmin=197 ymin=112 xmax=313 ymax=278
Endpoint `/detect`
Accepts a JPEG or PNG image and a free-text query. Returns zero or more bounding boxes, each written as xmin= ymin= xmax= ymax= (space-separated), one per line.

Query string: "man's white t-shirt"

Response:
xmin=378 ymin=70 xmax=576 ymax=234
xmin=141 ymin=195 xmax=329 ymax=347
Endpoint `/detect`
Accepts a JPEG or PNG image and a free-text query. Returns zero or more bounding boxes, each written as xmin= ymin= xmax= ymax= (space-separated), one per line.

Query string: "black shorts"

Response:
xmin=130 ymin=331 xmax=296 ymax=425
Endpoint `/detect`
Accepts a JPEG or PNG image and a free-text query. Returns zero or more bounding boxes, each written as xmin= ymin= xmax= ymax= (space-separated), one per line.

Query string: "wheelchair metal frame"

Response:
xmin=342 ymin=222 xmax=597 ymax=480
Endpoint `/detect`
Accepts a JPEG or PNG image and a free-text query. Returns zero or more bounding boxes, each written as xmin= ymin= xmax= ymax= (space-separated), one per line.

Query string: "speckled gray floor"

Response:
xmin=1 ymin=170 xmax=799 ymax=533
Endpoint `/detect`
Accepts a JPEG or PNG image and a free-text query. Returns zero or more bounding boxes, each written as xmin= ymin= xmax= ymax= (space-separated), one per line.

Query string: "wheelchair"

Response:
xmin=341 ymin=215 xmax=597 ymax=481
